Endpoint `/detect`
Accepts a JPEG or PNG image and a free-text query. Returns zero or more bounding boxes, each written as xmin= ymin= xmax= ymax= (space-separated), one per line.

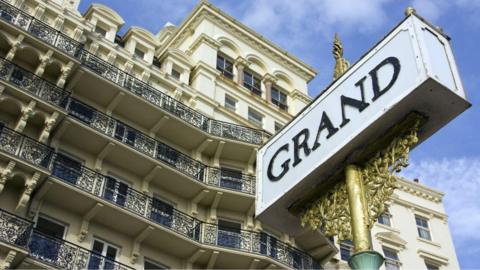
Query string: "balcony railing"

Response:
xmin=0 ymin=208 xmax=32 ymax=248
xmin=0 ymin=58 xmax=255 ymax=195
xmin=202 ymin=224 xmax=321 ymax=269
xmin=0 ymin=209 xmax=130 ymax=270
xmin=29 ymin=231 xmax=132 ymax=270
xmin=0 ymin=0 xmax=270 ymax=145
xmin=67 ymin=98 xmax=206 ymax=181
xmin=50 ymin=156 xmax=202 ymax=241
xmin=0 ymin=129 xmax=318 ymax=269
xmin=0 ymin=123 xmax=54 ymax=169
xmin=0 ymin=1 xmax=83 ymax=56
xmin=0 ymin=57 xmax=71 ymax=108
xmin=206 ymin=167 xmax=255 ymax=194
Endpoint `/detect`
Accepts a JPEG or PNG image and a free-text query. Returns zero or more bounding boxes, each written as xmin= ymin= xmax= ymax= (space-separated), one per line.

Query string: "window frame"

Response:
xmin=224 ymin=95 xmax=237 ymax=112
xmin=382 ymin=246 xmax=401 ymax=270
xmin=378 ymin=210 xmax=392 ymax=227
xmin=144 ymin=257 xmax=169 ymax=270
xmin=247 ymin=108 xmax=263 ymax=127
xmin=274 ymin=122 xmax=283 ymax=133
xmin=171 ymin=68 xmax=181 ymax=80
xmin=339 ymin=240 xmax=353 ymax=261
xmin=134 ymin=47 xmax=145 ymax=60
xmin=216 ymin=54 xmax=234 ymax=79
xmin=243 ymin=69 xmax=262 ymax=96
xmin=270 ymin=86 xmax=288 ymax=111
xmin=35 ymin=214 xmax=68 ymax=239
xmin=94 ymin=25 xmax=107 ymax=37
xmin=415 ymin=214 xmax=432 ymax=241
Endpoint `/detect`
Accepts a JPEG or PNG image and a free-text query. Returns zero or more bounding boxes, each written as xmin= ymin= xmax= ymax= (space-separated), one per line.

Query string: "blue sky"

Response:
xmin=77 ymin=0 xmax=479 ymax=268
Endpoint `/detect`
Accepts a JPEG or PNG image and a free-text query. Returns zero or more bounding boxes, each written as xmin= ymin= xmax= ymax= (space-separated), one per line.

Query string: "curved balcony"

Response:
xmin=49 ymin=153 xmax=319 ymax=269
xmin=0 ymin=1 xmax=83 ymax=56
xmin=0 ymin=209 xmax=130 ymax=270
xmin=0 ymin=56 xmax=256 ymax=196
xmin=28 ymin=231 xmax=133 ymax=270
xmin=0 ymin=208 xmax=32 ymax=249
xmin=0 ymin=0 xmax=271 ymax=146
xmin=0 ymin=127 xmax=320 ymax=269
xmin=0 ymin=57 xmax=71 ymax=108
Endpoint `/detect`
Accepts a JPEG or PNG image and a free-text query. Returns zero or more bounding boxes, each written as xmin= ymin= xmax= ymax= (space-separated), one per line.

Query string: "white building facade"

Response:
xmin=327 ymin=178 xmax=460 ymax=270
xmin=0 ymin=0 xmax=459 ymax=269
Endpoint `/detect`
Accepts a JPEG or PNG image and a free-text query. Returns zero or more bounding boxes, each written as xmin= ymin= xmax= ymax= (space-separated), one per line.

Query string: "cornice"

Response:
xmin=417 ymin=249 xmax=449 ymax=265
xmin=396 ymin=177 xmax=444 ymax=203
xmin=159 ymin=2 xmax=317 ymax=82
xmin=290 ymin=89 xmax=312 ymax=104
xmin=186 ymin=33 xmax=221 ymax=56
xmin=391 ymin=195 xmax=448 ymax=221
xmin=375 ymin=232 xmax=407 ymax=250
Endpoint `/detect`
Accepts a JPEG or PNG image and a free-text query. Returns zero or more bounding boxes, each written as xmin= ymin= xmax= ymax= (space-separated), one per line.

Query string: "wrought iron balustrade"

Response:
xmin=0 ymin=208 xmax=33 ymax=248
xmin=28 ymin=230 xmax=132 ymax=270
xmin=67 ymin=98 xmax=206 ymax=181
xmin=201 ymin=224 xmax=320 ymax=269
xmin=0 ymin=1 xmax=83 ymax=56
xmin=206 ymin=167 xmax=255 ymax=194
xmin=0 ymin=123 xmax=54 ymax=169
xmin=50 ymin=155 xmax=202 ymax=241
xmin=0 ymin=0 xmax=270 ymax=145
xmin=0 ymin=57 xmax=71 ymax=108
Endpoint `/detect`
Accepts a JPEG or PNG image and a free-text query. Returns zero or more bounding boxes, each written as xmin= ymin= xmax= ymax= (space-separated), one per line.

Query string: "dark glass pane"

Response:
xmin=36 ymin=217 xmax=65 ymax=239
xmin=51 ymin=153 xmax=81 ymax=184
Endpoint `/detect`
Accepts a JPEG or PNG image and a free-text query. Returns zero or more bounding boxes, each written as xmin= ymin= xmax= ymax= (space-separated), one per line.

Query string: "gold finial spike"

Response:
xmin=405 ymin=7 xmax=416 ymax=17
xmin=333 ymin=32 xmax=350 ymax=80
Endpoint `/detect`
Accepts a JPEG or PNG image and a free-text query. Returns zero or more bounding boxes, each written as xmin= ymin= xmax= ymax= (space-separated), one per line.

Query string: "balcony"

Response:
xmin=0 ymin=123 xmax=54 ymax=170
xmin=0 ymin=127 xmax=320 ymax=269
xmin=0 ymin=208 xmax=130 ymax=270
xmin=0 ymin=1 xmax=83 ymax=57
xmin=0 ymin=57 xmax=71 ymax=108
xmin=28 ymin=231 xmax=132 ymax=270
xmin=0 ymin=57 xmax=256 ymax=197
xmin=0 ymin=0 xmax=271 ymax=147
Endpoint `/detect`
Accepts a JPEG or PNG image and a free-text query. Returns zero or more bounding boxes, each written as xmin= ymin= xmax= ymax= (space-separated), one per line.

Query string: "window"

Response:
xmin=260 ymin=232 xmax=278 ymax=259
xmin=33 ymin=216 xmax=67 ymax=263
xmin=51 ymin=152 xmax=83 ymax=185
xmin=339 ymin=240 xmax=353 ymax=261
xmin=271 ymin=87 xmax=288 ymax=110
xmin=243 ymin=70 xmax=262 ymax=96
xmin=88 ymin=238 xmax=120 ymax=270
xmin=103 ymin=176 xmax=129 ymax=207
xmin=383 ymin=246 xmax=401 ymax=270
xmin=220 ymin=167 xmax=243 ymax=191
xmin=145 ymin=258 xmax=168 ymax=269
xmin=248 ymin=108 xmax=263 ymax=127
xmin=217 ymin=219 xmax=241 ymax=249
xmin=134 ymin=48 xmax=145 ymax=60
xmin=224 ymin=95 xmax=237 ymax=112
xmin=425 ymin=261 xmax=440 ymax=270
xmin=94 ymin=25 xmax=107 ymax=37
xmin=274 ymin=122 xmax=283 ymax=133
xmin=415 ymin=215 xmax=432 ymax=241
xmin=171 ymin=68 xmax=181 ymax=80
xmin=216 ymin=54 xmax=233 ymax=79
xmin=150 ymin=197 xmax=174 ymax=227
xmin=378 ymin=211 xmax=392 ymax=227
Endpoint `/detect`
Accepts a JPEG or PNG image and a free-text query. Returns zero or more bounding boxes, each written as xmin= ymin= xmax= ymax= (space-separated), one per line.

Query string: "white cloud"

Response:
xmin=400 ymin=157 xmax=480 ymax=261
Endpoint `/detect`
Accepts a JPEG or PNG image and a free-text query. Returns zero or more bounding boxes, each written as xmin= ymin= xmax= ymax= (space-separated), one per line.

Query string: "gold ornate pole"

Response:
xmin=345 ymin=165 xmax=371 ymax=253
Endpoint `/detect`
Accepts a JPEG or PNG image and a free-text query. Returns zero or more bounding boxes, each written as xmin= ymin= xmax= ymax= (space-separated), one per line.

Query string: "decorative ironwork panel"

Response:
xmin=0 ymin=126 xmax=21 ymax=155
xmin=91 ymin=111 xmax=116 ymax=136
xmin=19 ymin=137 xmax=53 ymax=168
xmin=0 ymin=59 xmax=13 ymax=80
xmin=0 ymin=209 xmax=32 ymax=248
xmin=55 ymin=34 xmax=81 ymax=56
xmin=29 ymin=19 xmax=56 ymax=45
xmin=124 ymin=188 xmax=148 ymax=216
xmin=202 ymin=224 xmax=218 ymax=245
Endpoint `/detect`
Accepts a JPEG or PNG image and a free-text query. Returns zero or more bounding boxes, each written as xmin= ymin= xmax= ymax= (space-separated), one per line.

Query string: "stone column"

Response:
xmin=262 ymin=73 xmax=277 ymax=102
xmin=234 ymin=56 xmax=249 ymax=85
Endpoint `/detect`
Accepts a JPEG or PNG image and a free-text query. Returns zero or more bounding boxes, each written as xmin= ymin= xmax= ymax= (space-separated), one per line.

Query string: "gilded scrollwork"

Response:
xmin=301 ymin=118 xmax=421 ymax=241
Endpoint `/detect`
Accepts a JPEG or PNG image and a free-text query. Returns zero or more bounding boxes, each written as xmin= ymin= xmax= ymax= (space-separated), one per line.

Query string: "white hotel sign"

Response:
xmin=256 ymin=15 xmax=470 ymax=233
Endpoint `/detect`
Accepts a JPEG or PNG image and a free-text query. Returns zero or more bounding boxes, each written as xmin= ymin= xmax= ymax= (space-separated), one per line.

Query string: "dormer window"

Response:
xmin=134 ymin=48 xmax=145 ymax=60
xmin=271 ymin=86 xmax=288 ymax=111
xmin=171 ymin=68 xmax=181 ymax=80
xmin=243 ymin=70 xmax=261 ymax=96
xmin=216 ymin=54 xmax=233 ymax=79
xmin=94 ymin=25 xmax=107 ymax=37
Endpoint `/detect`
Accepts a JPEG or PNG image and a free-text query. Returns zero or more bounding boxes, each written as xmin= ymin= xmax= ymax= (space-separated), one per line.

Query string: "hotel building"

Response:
xmin=0 ymin=0 xmax=459 ymax=269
